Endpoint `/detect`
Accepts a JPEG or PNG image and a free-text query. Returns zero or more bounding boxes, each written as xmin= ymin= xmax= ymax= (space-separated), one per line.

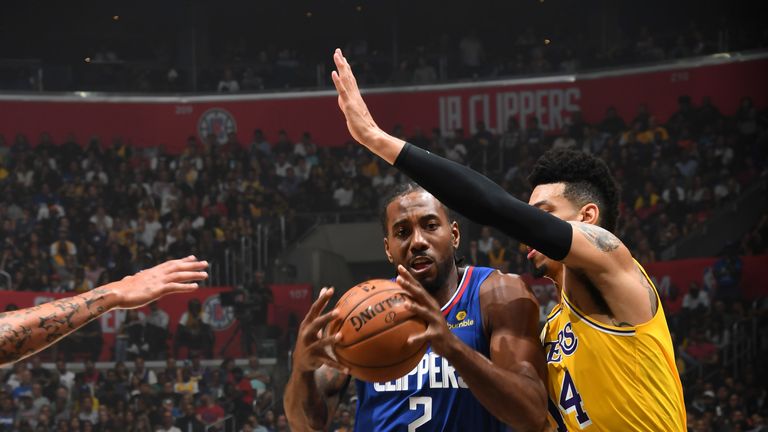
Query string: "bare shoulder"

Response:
xmin=478 ymin=270 xmax=539 ymax=333
xmin=479 ymin=270 xmax=535 ymax=302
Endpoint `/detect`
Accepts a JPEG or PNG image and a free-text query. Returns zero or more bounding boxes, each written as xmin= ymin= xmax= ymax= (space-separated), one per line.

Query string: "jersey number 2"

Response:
xmin=408 ymin=396 xmax=432 ymax=432
xmin=551 ymin=369 xmax=591 ymax=430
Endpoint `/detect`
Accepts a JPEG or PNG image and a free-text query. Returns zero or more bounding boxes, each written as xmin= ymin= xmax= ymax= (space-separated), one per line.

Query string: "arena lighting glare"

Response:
xmin=544 ymin=38 xmax=551 ymax=45
xmin=112 ymin=15 xmax=119 ymax=21
xmin=356 ymin=5 xmax=363 ymax=11
xmin=84 ymin=57 xmax=91 ymax=63
xmin=305 ymin=11 xmax=312 ymax=18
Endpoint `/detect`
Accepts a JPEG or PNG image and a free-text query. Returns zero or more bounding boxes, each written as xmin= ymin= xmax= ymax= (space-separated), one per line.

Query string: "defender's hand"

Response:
xmin=111 ymin=256 xmax=208 ymax=309
xmin=292 ymin=287 xmax=349 ymax=374
xmin=331 ymin=48 xmax=383 ymax=147
xmin=397 ymin=265 xmax=461 ymax=357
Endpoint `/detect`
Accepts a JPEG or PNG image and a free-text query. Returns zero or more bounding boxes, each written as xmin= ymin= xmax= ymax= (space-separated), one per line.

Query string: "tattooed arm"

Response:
xmin=0 ymin=256 xmax=207 ymax=366
xmin=563 ymin=222 xmax=658 ymax=324
xmin=284 ymin=288 xmax=351 ymax=431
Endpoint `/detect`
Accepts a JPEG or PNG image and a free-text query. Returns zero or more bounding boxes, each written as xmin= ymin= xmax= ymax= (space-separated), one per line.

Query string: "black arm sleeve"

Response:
xmin=394 ymin=142 xmax=573 ymax=261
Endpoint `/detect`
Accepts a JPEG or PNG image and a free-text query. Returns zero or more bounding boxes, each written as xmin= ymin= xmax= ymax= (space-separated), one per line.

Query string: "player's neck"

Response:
xmin=433 ymin=265 xmax=462 ymax=308
xmin=546 ymin=265 xmax=565 ymax=295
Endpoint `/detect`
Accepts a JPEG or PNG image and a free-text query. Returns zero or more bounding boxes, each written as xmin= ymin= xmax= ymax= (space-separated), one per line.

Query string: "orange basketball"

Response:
xmin=327 ymin=279 xmax=428 ymax=382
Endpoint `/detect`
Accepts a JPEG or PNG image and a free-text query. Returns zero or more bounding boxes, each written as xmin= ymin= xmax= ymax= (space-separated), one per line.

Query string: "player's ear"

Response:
xmin=450 ymin=221 xmax=460 ymax=249
xmin=579 ymin=203 xmax=600 ymax=225
xmin=383 ymin=237 xmax=394 ymax=264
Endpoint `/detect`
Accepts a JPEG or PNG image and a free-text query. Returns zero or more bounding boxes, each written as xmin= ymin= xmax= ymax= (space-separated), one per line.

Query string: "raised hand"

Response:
xmin=331 ymin=48 xmax=404 ymax=164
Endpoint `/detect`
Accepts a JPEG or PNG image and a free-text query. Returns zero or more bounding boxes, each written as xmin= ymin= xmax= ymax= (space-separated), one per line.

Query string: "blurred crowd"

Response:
xmin=0 ymin=92 xmax=766 ymax=431
xmin=449 ymin=95 xmax=766 ymax=274
xmin=0 ymin=94 xmax=766 ymax=293
xmin=1 ymin=355 xmax=282 ymax=432
xmin=2 ymin=18 xmax=767 ymax=93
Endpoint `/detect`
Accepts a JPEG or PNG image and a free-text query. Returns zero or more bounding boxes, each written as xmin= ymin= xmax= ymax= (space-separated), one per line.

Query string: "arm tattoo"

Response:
xmin=0 ymin=289 xmax=113 ymax=365
xmin=575 ymin=223 xmax=620 ymax=253
xmin=636 ymin=266 xmax=658 ymax=317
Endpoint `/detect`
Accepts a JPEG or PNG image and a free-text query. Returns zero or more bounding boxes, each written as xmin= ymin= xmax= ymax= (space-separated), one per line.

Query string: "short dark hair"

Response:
xmin=528 ymin=149 xmax=620 ymax=232
xmin=379 ymin=182 xmax=450 ymax=235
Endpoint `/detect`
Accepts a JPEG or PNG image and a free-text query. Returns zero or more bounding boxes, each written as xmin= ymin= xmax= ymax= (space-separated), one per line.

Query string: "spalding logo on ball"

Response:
xmin=327 ymin=279 xmax=427 ymax=382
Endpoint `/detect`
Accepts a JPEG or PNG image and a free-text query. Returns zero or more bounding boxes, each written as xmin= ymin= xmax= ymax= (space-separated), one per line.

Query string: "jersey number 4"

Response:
xmin=408 ymin=396 xmax=432 ymax=432
xmin=550 ymin=369 xmax=591 ymax=431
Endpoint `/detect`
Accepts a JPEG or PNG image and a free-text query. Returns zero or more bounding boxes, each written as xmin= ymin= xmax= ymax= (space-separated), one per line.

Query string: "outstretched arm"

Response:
xmin=0 ymin=256 xmax=207 ymax=365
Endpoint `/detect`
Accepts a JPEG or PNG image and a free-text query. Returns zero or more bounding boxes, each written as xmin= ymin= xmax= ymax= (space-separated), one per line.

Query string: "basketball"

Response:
xmin=327 ymin=279 xmax=428 ymax=382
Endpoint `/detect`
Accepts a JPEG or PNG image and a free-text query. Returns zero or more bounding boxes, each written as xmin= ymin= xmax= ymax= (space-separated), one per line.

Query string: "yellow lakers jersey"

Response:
xmin=542 ymin=263 xmax=686 ymax=431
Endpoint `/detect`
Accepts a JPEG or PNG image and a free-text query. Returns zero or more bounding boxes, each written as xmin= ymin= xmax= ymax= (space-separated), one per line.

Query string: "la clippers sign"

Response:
xmin=0 ymin=53 xmax=766 ymax=152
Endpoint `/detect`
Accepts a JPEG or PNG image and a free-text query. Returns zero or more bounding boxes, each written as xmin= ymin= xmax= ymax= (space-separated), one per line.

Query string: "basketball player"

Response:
xmin=284 ymin=183 xmax=547 ymax=431
xmin=0 ymin=256 xmax=207 ymax=366
xmin=331 ymin=48 xmax=686 ymax=431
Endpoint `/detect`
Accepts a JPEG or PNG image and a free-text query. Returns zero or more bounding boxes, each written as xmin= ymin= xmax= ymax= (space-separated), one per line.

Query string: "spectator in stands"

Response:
xmin=599 ymin=106 xmax=627 ymax=136
xmin=131 ymin=357 xmax=158 ymax=386
xmin=250 ymin=129 xmax=271 ymax=157
xmin=333 ymin=177 xmax=354 ymax=209
xmin=174 ymin=366 xmax=199 ymax=397
xmin=413 ymin=57 xmax=437 ymax=84
xmin=175 ymin=401 xmax=205 ymax=432
xmin=458 ymin=31 xmax=484 ymax=77
xmin=59 ymin=318 xmax=102 ymax=362
xmin=54 ymin=360 xmax=75 ymax=393
xmin=476 ymin=226 xmax=495 ymax=255
xmin=293 ymin=132 xmax=314 ymax=158
xmin=196 ymin=393 xmax=224 ymax=426
xmin=463 ymin=239 xmax=488 ymax=267
xmin=0 ymin=396 xmax=13 ymax=431
xmin=682 ymin=282 xmax=710 ymax=312
xmin=712 ymin=249 xmax=743 ymax=301
xmin=486 ymin=238 xmax=508 ymax=271
xmin=174 ymin=299 xmax=214 ymax=358
xmin=145 ymin=301 xmax=170 ymax=359
xmin=76 ymin=393 xmax=98 ymax=425
xmin=156 ymin=410 xmax=182 ymax=432
xmin=217 ymin=69 xmax=240 ymax=93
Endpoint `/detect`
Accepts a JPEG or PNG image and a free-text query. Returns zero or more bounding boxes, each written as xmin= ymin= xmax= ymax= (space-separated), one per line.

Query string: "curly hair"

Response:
xmin=527 ymin=149 xmax=620 ymax=232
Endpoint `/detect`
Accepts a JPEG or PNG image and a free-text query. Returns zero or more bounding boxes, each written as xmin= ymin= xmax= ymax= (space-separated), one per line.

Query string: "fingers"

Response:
xmin=332 ymin=48 xmax=359 ymax=97
xmin=304 ymin=287 xmax=335 ymax=322
xmin=331 ymin=70 xmax=346 ymax=97
xmin=406 ymin=330 xmax=431 ymax=347
xmin=395 ymin=265 xmax=434 ymax=306
xmin=164 ymin=282 xmax=199 ymax=293
xmin=316 ymin=354 xmax=349 ymax=374
xmin=304 ymin=309 xmax=340 ymax=340
xmin=405 ymin=300 xmax=439 ymax=325
xmin=166 ymin=271 xmax=209 ymax=283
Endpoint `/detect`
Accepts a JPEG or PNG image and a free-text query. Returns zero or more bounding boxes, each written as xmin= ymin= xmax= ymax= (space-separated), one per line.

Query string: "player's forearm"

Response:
xmin=0 ymin=284 xmax=121 ymax=365
xmin=445 ymin=341 xmax=548 ymax=432
xmin=284 ymin=371 xmax=332 ymax=431
xmin=392 ymin=142 xmax=573 ymax=261
xmin=360 ymin=128 xmax=406 ymax=165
